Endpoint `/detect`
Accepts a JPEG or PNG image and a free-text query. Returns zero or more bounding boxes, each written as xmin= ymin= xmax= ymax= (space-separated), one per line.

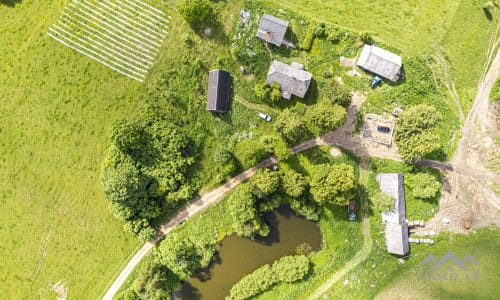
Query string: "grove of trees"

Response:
xmin=101 ymin=118 xmax=194 ymax=241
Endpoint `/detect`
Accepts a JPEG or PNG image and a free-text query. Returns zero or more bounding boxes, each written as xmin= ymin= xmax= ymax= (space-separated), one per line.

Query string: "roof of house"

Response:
xmin=256 ymin=13 xmax=288 ymax=46
xmin=384 ymin=222 xmax=410 ymax=256
xmin=207 ymin=69 xmax=230 ymax=113
xmin=357 ymin=44 xmax=402 ymax=82
xmin=266 ymin=60 xmax=312 ymax=99
xmin=377 ymin=173 xmax=409 ymax=256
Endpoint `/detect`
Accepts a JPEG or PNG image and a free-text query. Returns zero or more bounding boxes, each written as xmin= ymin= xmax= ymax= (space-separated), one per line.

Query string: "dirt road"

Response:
xmin=102 ymin=157 xmax=278 ymax=300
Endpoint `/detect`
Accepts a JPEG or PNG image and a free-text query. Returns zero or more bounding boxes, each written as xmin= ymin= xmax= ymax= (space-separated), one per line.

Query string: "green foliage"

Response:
xmin=156 ymin=234 xmax=202 ymax=280
xmin=282 ymin=171 xmax=308 ymax=197
xmin=227 ymin=188 xmax=261 ymax=237
xmin=269 ymin=82 xmax=282 ymax=105
xmin=323 ymin=79 xmax=352 ymax=107
xmin=227 ymin=255 xmax=309 ymax=300
xmin=359 ymin=32 xmax=374 ymax=44
xmin=371 ymin=191 xmax=394 ymax=211
xmin=395 ymin=104 xmax=442 ymax=160
xmin=254 ymin=81 xmax=271 ymax=101
xmin=176 ymin=0 xmax=210 ymax=23
xmin=250 ymin=168 xmax=280 ymax=199
xmin=234 ymin=138 xmax=269 ymax=168
xmin=130 ymin=260 xmax=179 ymax=300
xmin=213 ymin=148 xmax=233 ymax=164
xmin=227 ymin=264 xmax=276 ymax=300
xmin=300 ymin=21 xmax=317 ymax=50
xmin=272 ymin=255 xmax=310 ymax=283
xmin=102 ymin=118 xmax=194 ymax=239
xmin=406 ymin=172 xmax=441 ymax=199
xmin=274 ymin=108 xmax=309 ymax=144
xmin=306 ymin=102 xmax=347 ymax=135
xmin=310 ymin=163 xmax=355 ymax=205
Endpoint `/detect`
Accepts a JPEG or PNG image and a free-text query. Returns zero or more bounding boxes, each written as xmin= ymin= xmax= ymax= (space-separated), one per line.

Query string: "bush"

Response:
xmin=274 ymin=108 xmax=309 ymax=144
xmin=395 ymin=104 xmax=442 ymax=161
xmin=306 ymin=102 xmax=347 ymax=135
xmin=282 ymin=171 xmax=308 ymax=197
xmin=234 ymin=138 xmax=269 ymax=168
xmin=227 ymin=255 xmax=309 ymax=300
xmin=176 ymin=0 xmax=210 ymax=23
xmin=250 ymin=168 xmax=280 ymax=199
xmin=310 ymin=163 xmax=355 ymax=205
xmin=227 ymin=188 xmax=261 ymax=237
xmin=272 ymin=255 xmax=309 ymax=283
xmin=407 ymin=172 xmax=441 ymax=199
xmin=323 ymin=79 xmax=352 ymax=107
xmin=300 ymin=21 xmax=317 ymax=51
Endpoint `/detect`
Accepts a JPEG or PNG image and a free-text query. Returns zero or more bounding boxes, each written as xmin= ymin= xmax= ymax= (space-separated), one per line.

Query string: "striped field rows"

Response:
xmin=48 ymin=0 xmax=170 ymax=82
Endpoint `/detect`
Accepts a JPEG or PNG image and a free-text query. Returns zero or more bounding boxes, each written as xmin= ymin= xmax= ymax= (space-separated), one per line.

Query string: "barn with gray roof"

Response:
xmin=266 ymin=60 xmax=312 ymax=100
xmin=207 ymin=69 xmax=231 ymax=113
xmin=357 ymin=44 xmax=402 ymax=82
xmin=256 ymin=13 xmax=288 ymax=46
xmin=376 ymin=173 xmax=409 ymax=256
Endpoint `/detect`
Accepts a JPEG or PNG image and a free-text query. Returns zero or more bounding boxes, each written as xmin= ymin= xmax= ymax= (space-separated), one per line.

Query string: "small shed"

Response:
xmin=256 ymin=13 xmax=288 ymax=46
xmin=266 ymin=60 xmax=312 ymax=99
xmin=357 ymin=45 xmax=402 ymax=82
xmin=376 ymin=173 xmax=409 ymax=256
xmin=207 ymin=69 xmax=231 ymax=113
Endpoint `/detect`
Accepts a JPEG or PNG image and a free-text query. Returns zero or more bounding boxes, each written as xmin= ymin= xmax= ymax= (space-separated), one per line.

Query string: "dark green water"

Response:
xmin=174 ymin=206 xmax=322 ymax=300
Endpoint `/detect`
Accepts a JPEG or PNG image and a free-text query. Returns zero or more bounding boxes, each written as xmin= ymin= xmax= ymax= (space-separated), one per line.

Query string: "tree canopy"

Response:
xmin=395 ymin=104 xmax=441 ymax=161
xmin=407 ymin=172 xmax=441 ymax=199
xmin=101 ymin=118 xmax=194 ymax=240
xmin=282 ymin=171 xmax=308 ymax=198
xmin=309 ymin=163 xmax=355 ymax=205
xmin=250 ymin=168 xmax=280 ymax=199
xmin=274 ymin=108 xmax=309 ymax=144
xmin=176 ymin=0 xmax=210 ymax=23
xmin=306 ymin=102 xmax=346 ymax=135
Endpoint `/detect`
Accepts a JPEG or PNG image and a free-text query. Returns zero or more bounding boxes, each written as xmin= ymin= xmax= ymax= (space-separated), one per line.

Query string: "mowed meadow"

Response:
xmin=0 ymin=0 xmax=498 ymax=299
xmin=0 ymin=1 xmax=147 ymax=298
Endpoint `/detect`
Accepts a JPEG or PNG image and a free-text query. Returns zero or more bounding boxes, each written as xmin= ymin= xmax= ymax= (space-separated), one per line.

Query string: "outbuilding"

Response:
xmin=377 ymin=173 xmax=410 ymax=256
xmin=207 ymin=69 xmax=231 ymax=113
xmin=256 ymin=13 xmax=288 ymax=46
xmin=357 ymin=44 xmax=402 ymax=82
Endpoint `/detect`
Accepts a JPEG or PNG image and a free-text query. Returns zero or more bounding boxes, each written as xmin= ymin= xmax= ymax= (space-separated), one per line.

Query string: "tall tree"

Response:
xmin=395 ymin=104 xmax=441 ymax=161
xmin=309 ymin=163 xmax=355 ymax=205
xmin=176 ymin=0 xmax=210 ymax=23
xmin=274 ymin=108 xmax=309 ymax=144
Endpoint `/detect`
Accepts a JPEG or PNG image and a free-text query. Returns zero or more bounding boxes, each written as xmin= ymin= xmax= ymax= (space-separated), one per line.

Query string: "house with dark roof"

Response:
xmin=256 ymin=13 xmax=288 ymax=46
xmin=207 ymin=69 xmax=231 ymax=113
xmin=266 ymin=60 xmax=312 ymax=100
xmin=376 ymin=173 xmax=410 ymax=256
xmin=357 ymin=44 xmax=402 ymax=82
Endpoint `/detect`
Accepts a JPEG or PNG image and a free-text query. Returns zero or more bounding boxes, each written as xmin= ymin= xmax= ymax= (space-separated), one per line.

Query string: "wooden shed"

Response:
xmin=207 ymin=69 xmax=231 ymax=113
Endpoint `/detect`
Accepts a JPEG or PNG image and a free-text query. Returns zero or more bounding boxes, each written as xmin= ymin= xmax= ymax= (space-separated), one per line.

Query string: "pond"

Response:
xmin=174 ymin=206 xmax=322 ymax=300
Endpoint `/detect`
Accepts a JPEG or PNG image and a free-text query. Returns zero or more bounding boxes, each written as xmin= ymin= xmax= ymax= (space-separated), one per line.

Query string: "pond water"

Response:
xmin=174 ymin=206 xmax=322 ymax=300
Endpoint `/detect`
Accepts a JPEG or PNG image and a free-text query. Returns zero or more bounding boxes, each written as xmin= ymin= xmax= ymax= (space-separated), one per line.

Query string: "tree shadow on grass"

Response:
xmin=0 ymin=0 xmax=22 ymax=6
xmin=191 ymin=7 xmax=228 ymax=45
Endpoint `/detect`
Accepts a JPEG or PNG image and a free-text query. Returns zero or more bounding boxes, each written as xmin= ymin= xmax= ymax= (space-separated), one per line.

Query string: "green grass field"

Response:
xmin=1 ymin=0 xmax=499 ymax=298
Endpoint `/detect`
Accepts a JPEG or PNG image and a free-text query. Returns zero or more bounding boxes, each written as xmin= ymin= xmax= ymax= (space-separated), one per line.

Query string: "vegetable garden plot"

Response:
xmin=48 ymin=0 xmax=170 ymax=82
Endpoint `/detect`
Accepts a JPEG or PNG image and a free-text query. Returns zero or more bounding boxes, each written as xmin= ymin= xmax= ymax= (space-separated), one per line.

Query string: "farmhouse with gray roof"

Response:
xmin=357 ymin=44 xmax=402 ymax=82
xmin=207 ymin=69 xmax=231 ymax=113
xmin=266 ymin=60 xmax=312 ymax=100
xmin=376 ymin=173 xmax=409 ymax=256
xmin=256 ymin=13 xmax=288 ymax=46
